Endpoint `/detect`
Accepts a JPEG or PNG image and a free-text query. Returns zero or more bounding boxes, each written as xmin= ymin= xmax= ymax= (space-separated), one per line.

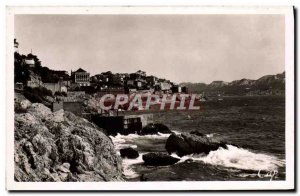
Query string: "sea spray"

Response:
xmin=122 ymin=154 xmax=145 ymax=179
xmin=110 ymin=131 xmax=180 ymax=179
xmin=110 ymin=131 xmax=285 ymax=180
xmin=172 ymin=145 xmax=285 ymax=171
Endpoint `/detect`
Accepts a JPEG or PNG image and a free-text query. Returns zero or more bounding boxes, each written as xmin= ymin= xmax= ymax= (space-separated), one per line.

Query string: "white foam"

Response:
xmin=111 ymin=131 xmax=285 ymax=178
xmin=110 ymin=132 xmax=173 ymax=145
xmin=122 ymin=153 xmax=145 ymax=179
xmin=171 ymin=130 xmax=181 ymax=135
xmin=206 ymin=133 xmax=214 ymax=138
xmin=110 ymin=132 xmax=174 ymax=179
xmin=170 ymin=152 xmax=205 ymax=163
xmin=176 ymin=145 xmax=285 ymax=171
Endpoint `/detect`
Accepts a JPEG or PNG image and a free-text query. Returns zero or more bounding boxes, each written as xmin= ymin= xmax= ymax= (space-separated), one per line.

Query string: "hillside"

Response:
xmin=181 ymin=72 xmax=285 ymax=96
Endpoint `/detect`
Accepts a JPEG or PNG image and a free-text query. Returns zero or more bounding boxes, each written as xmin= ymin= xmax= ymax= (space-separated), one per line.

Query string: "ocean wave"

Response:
xmin=111 ymin=132 xmax=285 ymax=179
xmin=110 ymin=132 xmax=172 ymax=141
xmin=174 ymin=145 xmax=285 ymax=171
xmin=110 ymin=131 xmax=179 ymax=150
xmin=110 ymin=132 xmax=174 ymax=179
xmin=122 ymin=154 xmax=145 ymax=179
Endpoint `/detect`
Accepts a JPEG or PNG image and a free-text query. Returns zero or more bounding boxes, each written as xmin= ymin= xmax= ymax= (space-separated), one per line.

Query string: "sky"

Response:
xmin=15 ymin=14 xmax=285 ymax=83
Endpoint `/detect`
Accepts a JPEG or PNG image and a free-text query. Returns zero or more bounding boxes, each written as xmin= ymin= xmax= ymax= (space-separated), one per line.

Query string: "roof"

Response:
xmin=74 ymin=68 xmax=87 ymax=73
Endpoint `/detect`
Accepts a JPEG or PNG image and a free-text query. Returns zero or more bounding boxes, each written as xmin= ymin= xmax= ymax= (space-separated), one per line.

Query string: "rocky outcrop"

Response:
xmin=14 ymin=93 xmax=31 ymax=113
xmin=140 ymin=123 xmax=171 ymax=135
xmin=165 ymin=132 xmax=227 ymax=157
xmin=14 ymin=96 xmax=124 ymax=182
xmin=142 ymin=152 xmax=180 ymax=166
xmin=120 ymin=148 xmax=139 ymax=159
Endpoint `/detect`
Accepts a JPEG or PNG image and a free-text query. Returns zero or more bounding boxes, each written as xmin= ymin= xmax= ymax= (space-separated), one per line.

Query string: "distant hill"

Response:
xmin=181 ymin=72 xmax=285 ymax=96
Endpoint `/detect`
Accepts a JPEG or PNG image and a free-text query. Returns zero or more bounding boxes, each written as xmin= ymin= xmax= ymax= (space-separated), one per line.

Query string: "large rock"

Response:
xmin=142 ymin=152 xmax=180 ymax=166
xmin=15 ymin=93 xmax=32 ymax=113
xmin=14 ymin=97 xmax=124 ymax=182
xmin=165 ymin=132 xmax=227 ymax=157
xmin=120 ymin=148 xmax=139 ymax=159
xmin=140 ymin=123 xmax=171 ymax=135
xmin=27 ymin=103 xmax=52 ymax=120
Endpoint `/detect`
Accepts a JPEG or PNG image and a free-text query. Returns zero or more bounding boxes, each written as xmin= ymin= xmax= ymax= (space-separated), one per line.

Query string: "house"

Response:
xmin=155 ymin=82 xmax=172 ymax=93
xmin=71 ymin=68 xmax=90 ymax=86
xmin=146 ymin=75 xmax=158 ymax=86
xmin=25 ymin=58 xmax=35 ymax=68
xmin=112 ymin=74 xmax=124 ymax=86
xmin=43 ymin=79 xmax=67 ymax=94
xmin=126 ymin=78 xmax=147 ymax=90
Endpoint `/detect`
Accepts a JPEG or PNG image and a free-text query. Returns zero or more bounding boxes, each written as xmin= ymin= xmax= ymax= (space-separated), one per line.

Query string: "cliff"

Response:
xmin=14 ymin=94 xmax=124 ymax=182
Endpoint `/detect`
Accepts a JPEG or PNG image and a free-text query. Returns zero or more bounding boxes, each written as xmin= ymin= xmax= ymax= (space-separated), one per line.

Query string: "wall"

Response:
xmin=43 ymin=82 xmax=67 ymax=94
xmin=63 ymin=102 xmax=85 ymax=116
xmin=125 ymin=114 xmax=153 ymax=127
xmin=66 ymin=91 xmax=85 ymax=97
xmin=52 ymin=101 xmax=63 ymax=112
xmin=43 ymin=83 xmax=60 ymax=94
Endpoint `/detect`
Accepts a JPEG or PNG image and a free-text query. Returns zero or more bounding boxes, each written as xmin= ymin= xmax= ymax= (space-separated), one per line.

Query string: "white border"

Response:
xmin=6 ymin=6 xmax=295 ymax=191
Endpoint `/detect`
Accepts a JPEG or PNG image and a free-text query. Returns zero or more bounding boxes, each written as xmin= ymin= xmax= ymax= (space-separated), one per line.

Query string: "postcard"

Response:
xmin=6 ymin=6 xmax=294 ymax=190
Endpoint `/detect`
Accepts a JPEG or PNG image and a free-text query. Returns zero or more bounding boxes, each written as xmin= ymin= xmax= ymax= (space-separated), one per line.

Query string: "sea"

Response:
xmin=110 ymin=95 xmax=286 ymax=181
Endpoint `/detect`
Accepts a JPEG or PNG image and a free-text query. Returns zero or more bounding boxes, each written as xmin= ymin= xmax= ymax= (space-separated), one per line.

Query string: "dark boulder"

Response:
xmin=165 ymin=134 xmax=192 ymax=157
xmin=165 ymin=133 xmax=228 ymax=157
xmin=142 ymin=152 xmax=180 ymax=166
xmin=190 ymin=130 xmax=205 ymax=137
xmin=140 ymin=123 xmax=171 ymax=135
xmin=120 ymin=148 xmax=139 ymax=159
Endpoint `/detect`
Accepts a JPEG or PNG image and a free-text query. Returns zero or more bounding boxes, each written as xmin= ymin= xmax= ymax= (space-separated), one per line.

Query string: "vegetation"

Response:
xmin=14 ymin=52 xmax=30 ymax=84
xmin=23 ymin=86 xmax=53 ymax=103
xmin=54 ymin=91 xmax=67 ymax=97
xmin=14 ymin=52 xmax=69 ymax=84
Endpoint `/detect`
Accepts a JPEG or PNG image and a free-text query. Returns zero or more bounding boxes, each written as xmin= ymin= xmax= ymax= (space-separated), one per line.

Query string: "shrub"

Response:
xmin=54 ymin=91 xmax=67 ymax=97
xmin=61 ymin=92 xmax=67 ymax=97
xmin=23 ymin=86 xmax=53 ymax=103
xmin=54 ymin=91 xmax=62 ymax=96
xmin=24 ymin=90 xmax=43 ymax=103
xmin=39 ymin=87 xmax=53 ymax=97
xmin=24 ymin=86 xmax=33 ymax=93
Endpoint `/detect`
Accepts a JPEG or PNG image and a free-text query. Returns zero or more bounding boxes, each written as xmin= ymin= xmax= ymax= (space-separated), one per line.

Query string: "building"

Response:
xmin=155 ymin=82 xmax=172 ymax=92
xmin=146 ymin=75 xmax=158 ymax=86
xmin=43 ymin=79 xmax=67 ymax=94
xmin=112 ymin=74 xmax=124 ymax=86
xmin=71 ymin=68 xmax=90 ymax=86
xmin=126 ymin=78 xmax=147 ymax=90
xmin=24 ymin=58 xmax=35 ymax=68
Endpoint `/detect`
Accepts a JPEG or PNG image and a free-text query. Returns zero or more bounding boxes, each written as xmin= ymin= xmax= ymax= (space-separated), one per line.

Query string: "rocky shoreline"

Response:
xmin=14 ymin=94 xmax=124 ymax=182
xmin=14 ymin=94 xmax=234 ymax=182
